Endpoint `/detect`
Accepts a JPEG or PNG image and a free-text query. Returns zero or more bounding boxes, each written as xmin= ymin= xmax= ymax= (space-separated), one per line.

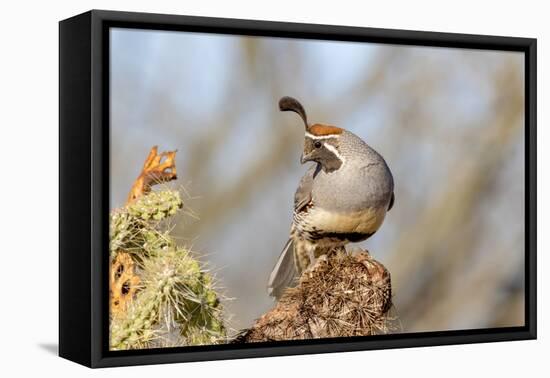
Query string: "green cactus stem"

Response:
xmin=109 ymin=189 xmax=226 ymax=350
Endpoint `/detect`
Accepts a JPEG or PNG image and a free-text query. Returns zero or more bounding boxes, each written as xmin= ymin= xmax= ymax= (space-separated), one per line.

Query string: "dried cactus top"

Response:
xmin=235 ymin=250 xmax=394 ymax=343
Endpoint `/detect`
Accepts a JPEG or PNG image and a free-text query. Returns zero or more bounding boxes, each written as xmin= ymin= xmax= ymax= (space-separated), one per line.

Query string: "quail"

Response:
xmin=268 ymin=96 xmax=395 ymax=299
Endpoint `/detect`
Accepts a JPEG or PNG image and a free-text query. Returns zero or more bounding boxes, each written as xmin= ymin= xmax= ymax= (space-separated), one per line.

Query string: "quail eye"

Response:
xmin=314 ymin=141 xmax=322 ymax=149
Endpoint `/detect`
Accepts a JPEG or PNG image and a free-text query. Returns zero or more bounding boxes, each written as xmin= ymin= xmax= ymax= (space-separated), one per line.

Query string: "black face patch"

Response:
xmin=303 ymin=136 xmax=343 ymax=172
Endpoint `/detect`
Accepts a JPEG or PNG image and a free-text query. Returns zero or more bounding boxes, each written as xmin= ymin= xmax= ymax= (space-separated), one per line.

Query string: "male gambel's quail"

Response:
xmin=268 ymin=96 xmax=395 ymax=299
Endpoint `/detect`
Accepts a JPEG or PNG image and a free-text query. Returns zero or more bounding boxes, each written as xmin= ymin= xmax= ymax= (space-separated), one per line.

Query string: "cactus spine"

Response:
xmin=109 ymin=189 xmax=226 ymax=350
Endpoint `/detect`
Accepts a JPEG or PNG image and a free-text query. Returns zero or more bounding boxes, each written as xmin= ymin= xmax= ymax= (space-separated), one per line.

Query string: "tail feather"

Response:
xmin=267 ymin=239 xmax=298 ymax=299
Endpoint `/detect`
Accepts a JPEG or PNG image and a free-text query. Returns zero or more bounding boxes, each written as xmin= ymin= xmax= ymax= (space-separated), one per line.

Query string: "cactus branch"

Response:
xmin=109 ymin=146 xmax=226 ymax=350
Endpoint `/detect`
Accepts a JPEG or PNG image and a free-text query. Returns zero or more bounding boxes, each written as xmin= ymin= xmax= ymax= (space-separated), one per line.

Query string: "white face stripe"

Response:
xmin=322 ymin=142 xmax=346 ymax=164
xmin=305 ymin=132 xmax=341 ymax=140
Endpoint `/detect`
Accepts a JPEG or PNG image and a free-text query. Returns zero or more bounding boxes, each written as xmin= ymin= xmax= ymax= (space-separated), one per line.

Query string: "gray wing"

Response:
xmin=267 ymin=238 xmax=297 ymax=299
xmin=294 ymin=164 xmax=318 ymax=212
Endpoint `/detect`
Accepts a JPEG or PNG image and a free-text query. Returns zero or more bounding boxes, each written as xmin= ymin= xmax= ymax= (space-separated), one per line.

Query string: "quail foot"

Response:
xmin=268 ymin=96 xmax=395 ymax=299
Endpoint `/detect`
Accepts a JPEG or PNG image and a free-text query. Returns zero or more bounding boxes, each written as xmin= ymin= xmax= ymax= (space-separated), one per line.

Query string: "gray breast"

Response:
xmin=311 ymin=134 xmax=394 ymax=213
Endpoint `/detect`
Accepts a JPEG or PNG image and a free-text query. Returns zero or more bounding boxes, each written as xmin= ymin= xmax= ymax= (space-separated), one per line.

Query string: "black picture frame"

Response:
xmin=59 ymin=9 xmax=537 ymax=368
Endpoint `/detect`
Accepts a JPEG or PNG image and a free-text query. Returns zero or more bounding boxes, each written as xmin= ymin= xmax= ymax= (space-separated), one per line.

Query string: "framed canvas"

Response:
xmin=59 ymin=10 xmax=537 ymax=368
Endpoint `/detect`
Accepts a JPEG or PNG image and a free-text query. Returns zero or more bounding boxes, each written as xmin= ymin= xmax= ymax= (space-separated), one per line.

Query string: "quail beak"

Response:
xmin=300 ymin=153 xmax=308 ymax=164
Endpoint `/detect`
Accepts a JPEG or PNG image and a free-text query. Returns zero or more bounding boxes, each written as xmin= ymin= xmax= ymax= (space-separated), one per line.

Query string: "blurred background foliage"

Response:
xmin=110 ymin=28 xmax=525 ymax=334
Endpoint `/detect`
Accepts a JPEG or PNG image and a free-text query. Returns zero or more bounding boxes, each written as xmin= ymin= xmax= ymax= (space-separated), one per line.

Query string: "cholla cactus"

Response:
xmin=109 ymin=189 xmax=226 ymax=350
xmin=110 ymin=190 xmax=183 ymax=259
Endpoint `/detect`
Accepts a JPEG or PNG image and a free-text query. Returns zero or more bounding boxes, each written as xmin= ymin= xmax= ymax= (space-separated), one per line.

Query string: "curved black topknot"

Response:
xmin=279 ymin=96 xmax=308 ymax=129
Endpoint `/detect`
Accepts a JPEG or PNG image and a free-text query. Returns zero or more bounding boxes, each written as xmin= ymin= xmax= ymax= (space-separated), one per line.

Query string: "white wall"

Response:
xmin=1 ymin=0 xmax=546 ymax=375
